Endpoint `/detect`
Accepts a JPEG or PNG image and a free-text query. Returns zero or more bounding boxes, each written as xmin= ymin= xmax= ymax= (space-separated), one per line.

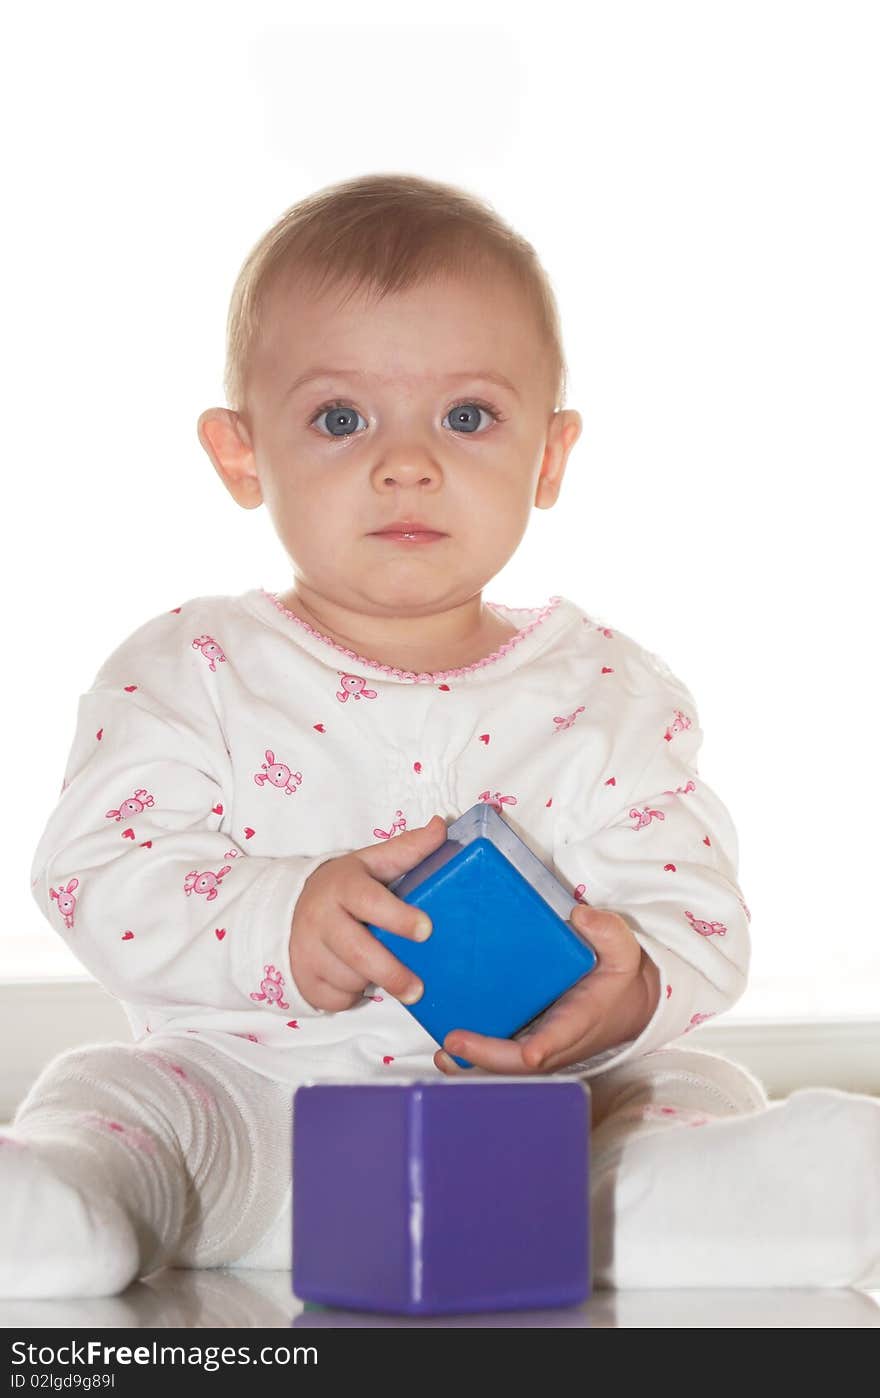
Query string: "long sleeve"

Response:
xmin=554 ymin=675 xmax=751 ymax=1077
xmin=30 ymin=656 xmax=350 ymax=1021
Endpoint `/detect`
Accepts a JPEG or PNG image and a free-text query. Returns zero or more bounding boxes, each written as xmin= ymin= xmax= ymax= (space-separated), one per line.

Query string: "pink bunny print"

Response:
xmin=183 ymin=866 xmax=232 ymax=901
xmin=629 ymin=806 xmax=666 ymax=830
xmin=684 ymin=910 xmax=727 ymax=938
xmin=250 ymin=964 xmax=290 ymax=1010
xmin=253 ymin=750 xmax=303 ymax=794
xmin=478 ymin=791 xmax=517 ymax=811
xmin=336 ymin=673 xmax=378 ymax=703
xmin=105 ymin=789 xmax=156 ymax=822
xmin=50 ymin=878 xmax=79 ymax=930
xmin=191 ymin=634 xmax=227 ymax=672
xmin=662 ymin=780 xmax=696 ymax=797
xmin=552 ymin=705 xmax=585 ymax=733
xmin=374 ymin=809 xmax=407 ymax=840
xmin=664 ymin=709 xmax=692 ymax=741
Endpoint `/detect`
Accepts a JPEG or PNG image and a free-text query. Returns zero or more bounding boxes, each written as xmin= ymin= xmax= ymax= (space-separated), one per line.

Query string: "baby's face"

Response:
xmin=199 ymin=270 xmax=581 ymax=620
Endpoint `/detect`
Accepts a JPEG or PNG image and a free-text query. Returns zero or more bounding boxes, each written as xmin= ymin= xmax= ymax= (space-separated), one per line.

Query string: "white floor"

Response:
xmin=0 ymin=1270 xmax=878 ymax=1329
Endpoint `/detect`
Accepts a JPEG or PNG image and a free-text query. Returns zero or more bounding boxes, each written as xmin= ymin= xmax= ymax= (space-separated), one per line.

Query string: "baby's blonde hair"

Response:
xmin=223 ymin=172 xmax=568 ymax=416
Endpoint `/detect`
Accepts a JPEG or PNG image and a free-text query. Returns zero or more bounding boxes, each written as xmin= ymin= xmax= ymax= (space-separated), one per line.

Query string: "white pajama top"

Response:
xmin=30 ymin=589 xmax=751 ymax=1085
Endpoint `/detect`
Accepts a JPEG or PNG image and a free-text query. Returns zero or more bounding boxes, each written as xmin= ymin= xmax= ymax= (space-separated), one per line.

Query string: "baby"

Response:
xmin=6 ymin=173 xmax=878 ymax=1301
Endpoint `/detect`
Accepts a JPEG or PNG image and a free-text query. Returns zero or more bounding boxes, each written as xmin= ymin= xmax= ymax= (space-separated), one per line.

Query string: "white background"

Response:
xmin=3 ymin=0 xmax=878 ymax=1019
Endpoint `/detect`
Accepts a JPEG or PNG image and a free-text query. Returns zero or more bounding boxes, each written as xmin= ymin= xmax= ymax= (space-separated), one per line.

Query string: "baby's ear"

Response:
xmin=197 ymin=407 xmax=263 ymax=510
xmin=534 ymin=408 xmax=583 ymax=510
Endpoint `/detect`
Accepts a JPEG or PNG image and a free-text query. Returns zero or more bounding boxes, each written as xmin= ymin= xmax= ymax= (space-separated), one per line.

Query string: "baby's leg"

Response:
xmin=587 ymin=1046 xmax=880 ymax=1289
xmin=0 ymin=1038 xmax=292 ymax=1299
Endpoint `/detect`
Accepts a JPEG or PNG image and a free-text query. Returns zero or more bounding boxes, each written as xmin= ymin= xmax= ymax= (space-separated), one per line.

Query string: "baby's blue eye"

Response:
xmin=311 ymin=400 xmax=498 ymax=438
xmin=314 ymin=404 xmax=364 ymax=437
xmin=445 ymin=403 xmax=490 ymax=433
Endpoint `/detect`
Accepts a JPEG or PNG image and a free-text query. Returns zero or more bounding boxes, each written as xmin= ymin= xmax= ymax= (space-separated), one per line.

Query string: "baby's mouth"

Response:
xmin=369 ymin=527 xmax=448 ymax=544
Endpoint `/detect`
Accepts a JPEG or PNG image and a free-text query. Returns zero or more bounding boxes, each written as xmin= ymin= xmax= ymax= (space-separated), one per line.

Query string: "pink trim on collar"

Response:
xmin=259 ymin=589 xmax=564 ymax=685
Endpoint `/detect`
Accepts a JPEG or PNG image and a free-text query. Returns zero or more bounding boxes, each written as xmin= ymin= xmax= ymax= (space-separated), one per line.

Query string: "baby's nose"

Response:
xmin=372 ymin=445 xmax=441 ymax=486
xmin=380 ymin=473 xmax=435 ymax=487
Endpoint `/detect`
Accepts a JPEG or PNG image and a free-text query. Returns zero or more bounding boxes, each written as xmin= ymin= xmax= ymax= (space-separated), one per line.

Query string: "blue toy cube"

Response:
xmin=365 ymin=802 xmax=597 ymax=1067
xmin=292 ymin=1077 xmax=590 ymax=1315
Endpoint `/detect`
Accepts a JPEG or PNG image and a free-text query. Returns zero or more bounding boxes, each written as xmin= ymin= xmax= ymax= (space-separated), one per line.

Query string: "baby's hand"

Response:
xmin=434 ymin=906 xmax=660 ymax=1075
xmin=289 ymin=816 xmax=448 ymax=1012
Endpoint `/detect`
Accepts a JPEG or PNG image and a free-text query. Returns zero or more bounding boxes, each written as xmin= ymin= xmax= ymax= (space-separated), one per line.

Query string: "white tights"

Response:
xmin=1 ymin=1038 xmax=878 ymax=1298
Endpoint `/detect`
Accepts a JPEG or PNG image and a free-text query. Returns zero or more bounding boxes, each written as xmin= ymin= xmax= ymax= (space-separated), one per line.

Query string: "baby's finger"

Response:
xmin=572 ymin=906 xmax=641 ymax=975
xmin=347 ymin=871 xmax=434 ymax=945
xmin=311 ymin=943 xmax=372 ymax=995
xmin=309 ymin=975 xmax=364 ymax=1012
xmin=512 ymin=977 xmax=598 ymax=1068
xmin=439 ymin=1030 xmax=534 ymax=1075
xmin=327 ymin=906 xmax=425 ymax=1006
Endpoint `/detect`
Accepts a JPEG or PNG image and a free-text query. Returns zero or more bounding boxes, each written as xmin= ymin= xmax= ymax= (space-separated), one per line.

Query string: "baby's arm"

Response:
xmin=30 ymin=634 xmax=349 ymax=1020
xmin=552 ymin=675 xmax=750 ymax=1076
xmin=436 ymin=656 xmax=749 ymax=1079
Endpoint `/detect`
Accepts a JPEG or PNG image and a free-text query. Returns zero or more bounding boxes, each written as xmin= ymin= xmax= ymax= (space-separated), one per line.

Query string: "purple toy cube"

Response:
xmin=292 ymin=1078 xmax=591 ymax=1315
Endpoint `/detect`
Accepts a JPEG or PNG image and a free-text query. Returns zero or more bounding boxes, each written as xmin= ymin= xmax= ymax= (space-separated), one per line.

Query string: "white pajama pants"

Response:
xmin=9 ymin=1035 xmax=775 ymax=1288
